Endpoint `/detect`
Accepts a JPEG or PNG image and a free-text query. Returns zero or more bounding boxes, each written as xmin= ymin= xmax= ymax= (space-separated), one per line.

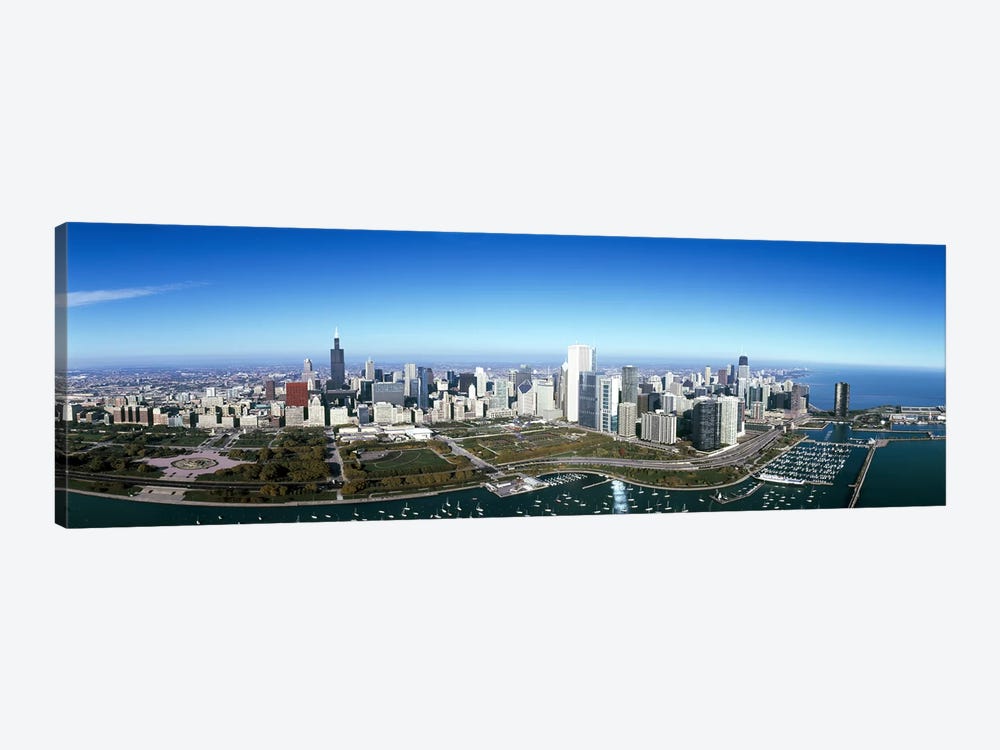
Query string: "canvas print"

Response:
xmin=54 ymin=223 xmax=946 ymax=528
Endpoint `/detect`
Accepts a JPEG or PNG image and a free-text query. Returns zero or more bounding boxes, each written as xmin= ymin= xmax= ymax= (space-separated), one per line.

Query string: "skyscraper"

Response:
xmin=641 ymin=412 xmax=677 ymax=444
xmin=515 ymin=365 xmax=533 ymax=390
xmin=598 ymin=374 xmax=621 ymax=434
xmin=404 ymin=363 xmax=417 ymax=397
xmin=718 ymin=395 xmax=740 ymax=446
xmin=516 ymin=380 xmax=536 ymax=416
xmin=566 ymin=344 xmax=596 ymax=422
xmin=737 ymin=355 xmax=750 ymax=407
xmin=365 ymin=358 xmax=375 ymax=381
xmin=329 ymin=327 xmax=346 ymax=389
xmin=617 ymin=401 xmax=637 ymax=437
xmin=302 ymin=358 xmax=316 ymax=389
xmin=578 ymin=371 xmax=599 ymax=429
xmin=488 ymin=377 xmax=509 ymax=411
xmin=458 ymin=372 xmax=475 ymax=394
xmin=416 ymin=367 xmax=431 ymax=411
xmin=285 ymin=381 xmax=309 ymax=408
xmin=621 ymin=365 xmax=639 ymax=405
xmin=373 ymin=381 xmax=405 ymax=406
xmin=691 ymin=398 xmax=721 ymax=451
xmin=834 ymin=382 xmax=850 ymax=419
xmin=790 ymin=384 xmax=807 ymax=416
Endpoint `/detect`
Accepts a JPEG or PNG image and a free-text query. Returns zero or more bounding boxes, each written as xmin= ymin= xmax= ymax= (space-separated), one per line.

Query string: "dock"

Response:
xmin=848 ymin=440 xmax=886 ymax=508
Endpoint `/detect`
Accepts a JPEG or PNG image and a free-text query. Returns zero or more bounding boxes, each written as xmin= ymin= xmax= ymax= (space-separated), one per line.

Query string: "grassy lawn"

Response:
xmin=359 ymin=448 xmax=452 ymax=477
xmin=338 ymin=439 xmax=480 ymax=496
xmin=109 ymin=427 xmax=210 ymax=447
xmin=272 ymin=427 xmax=328 ymax=448
xmin=232 ymin=430 xmax=276 ymax=447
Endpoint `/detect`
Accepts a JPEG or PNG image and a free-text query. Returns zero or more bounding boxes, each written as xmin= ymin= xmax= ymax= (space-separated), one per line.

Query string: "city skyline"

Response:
xmin=61 ymin=223 xmax=946 ymax=368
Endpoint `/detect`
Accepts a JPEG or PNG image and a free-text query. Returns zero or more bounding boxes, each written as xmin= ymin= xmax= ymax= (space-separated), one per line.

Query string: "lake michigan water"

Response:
xmin=795 ymin=364 xmax=945 ymax=410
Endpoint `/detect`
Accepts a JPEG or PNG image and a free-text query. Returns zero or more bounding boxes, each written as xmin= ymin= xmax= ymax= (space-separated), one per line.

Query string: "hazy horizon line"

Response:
xmin=64 ymin=354 xmax=947 ymax=372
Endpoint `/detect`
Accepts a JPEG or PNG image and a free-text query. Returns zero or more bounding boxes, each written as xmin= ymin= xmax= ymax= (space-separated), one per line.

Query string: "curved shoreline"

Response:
xmin=64 ymin=466 xmax=758 ymax=510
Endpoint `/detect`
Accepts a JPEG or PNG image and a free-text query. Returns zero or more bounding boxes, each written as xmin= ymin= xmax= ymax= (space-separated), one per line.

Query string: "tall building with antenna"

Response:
xmin=329 ymin=327 xmax=346 ymax=389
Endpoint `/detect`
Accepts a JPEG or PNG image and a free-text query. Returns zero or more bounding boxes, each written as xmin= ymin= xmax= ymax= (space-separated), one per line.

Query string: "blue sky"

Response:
xmin=61 ymin=223 xmax=946 ymax=369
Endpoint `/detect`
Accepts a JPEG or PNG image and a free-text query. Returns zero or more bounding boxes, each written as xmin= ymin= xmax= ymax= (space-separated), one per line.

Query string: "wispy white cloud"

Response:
xmin=58 ymin=281 xmax=206 ymax=308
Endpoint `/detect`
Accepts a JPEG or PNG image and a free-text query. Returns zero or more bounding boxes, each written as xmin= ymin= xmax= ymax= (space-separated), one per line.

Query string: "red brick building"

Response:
xmin=285 ymin=381 xmax=309 ymax=407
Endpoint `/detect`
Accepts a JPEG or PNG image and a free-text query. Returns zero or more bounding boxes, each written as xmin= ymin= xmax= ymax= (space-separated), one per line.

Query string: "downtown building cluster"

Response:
xmin=57 ymin=329 xmax=837 ymax=452
xmin=561 ymin=347 xmax=814 ymax=451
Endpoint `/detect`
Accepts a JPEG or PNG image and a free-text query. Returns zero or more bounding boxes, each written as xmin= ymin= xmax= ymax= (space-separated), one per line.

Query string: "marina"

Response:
xmin=758 ymin=441 xmax=860 ymax=485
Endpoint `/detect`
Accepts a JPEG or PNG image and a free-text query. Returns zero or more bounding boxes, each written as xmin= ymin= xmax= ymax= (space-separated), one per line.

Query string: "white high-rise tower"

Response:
xmin=566 ymin=344 xmax=596 ymax=422
xmin=719 ymin=395 xmax=740 ymax=446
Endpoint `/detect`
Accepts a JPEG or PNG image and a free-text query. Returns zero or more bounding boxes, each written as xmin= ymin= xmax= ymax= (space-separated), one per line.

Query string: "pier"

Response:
xmin=848 ymin=440 xmax=886 ymax=508
xmin=713 ymin=482 xmax=765 ymax=505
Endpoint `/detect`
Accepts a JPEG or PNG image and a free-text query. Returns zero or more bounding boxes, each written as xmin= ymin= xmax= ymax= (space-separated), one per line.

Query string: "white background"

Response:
xmin=1 ymin=2 xmax=996 ymax=748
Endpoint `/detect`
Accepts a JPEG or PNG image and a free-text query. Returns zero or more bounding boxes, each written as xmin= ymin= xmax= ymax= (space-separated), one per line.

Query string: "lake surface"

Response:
xmin=856 ymin=439 xmax=946 ymax=507
xmin=795 ymin=365 xmax=945 ymax=410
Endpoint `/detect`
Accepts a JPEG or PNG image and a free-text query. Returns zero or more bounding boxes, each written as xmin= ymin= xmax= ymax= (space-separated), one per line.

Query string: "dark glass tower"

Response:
xmin=578 ymin=371 xmax=599 ymax=429
xmin=621 ymin=365 xmax=639 ymax=405
xmin=329 ymin=327 xmax=346 ymax=389
xmin=416 ymin=367 xmax=430 ymax=410
xmin=691 ymin=398 xmax=721 ymax=451
xmin=834 ymin=382 xmax=850 ymax=419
